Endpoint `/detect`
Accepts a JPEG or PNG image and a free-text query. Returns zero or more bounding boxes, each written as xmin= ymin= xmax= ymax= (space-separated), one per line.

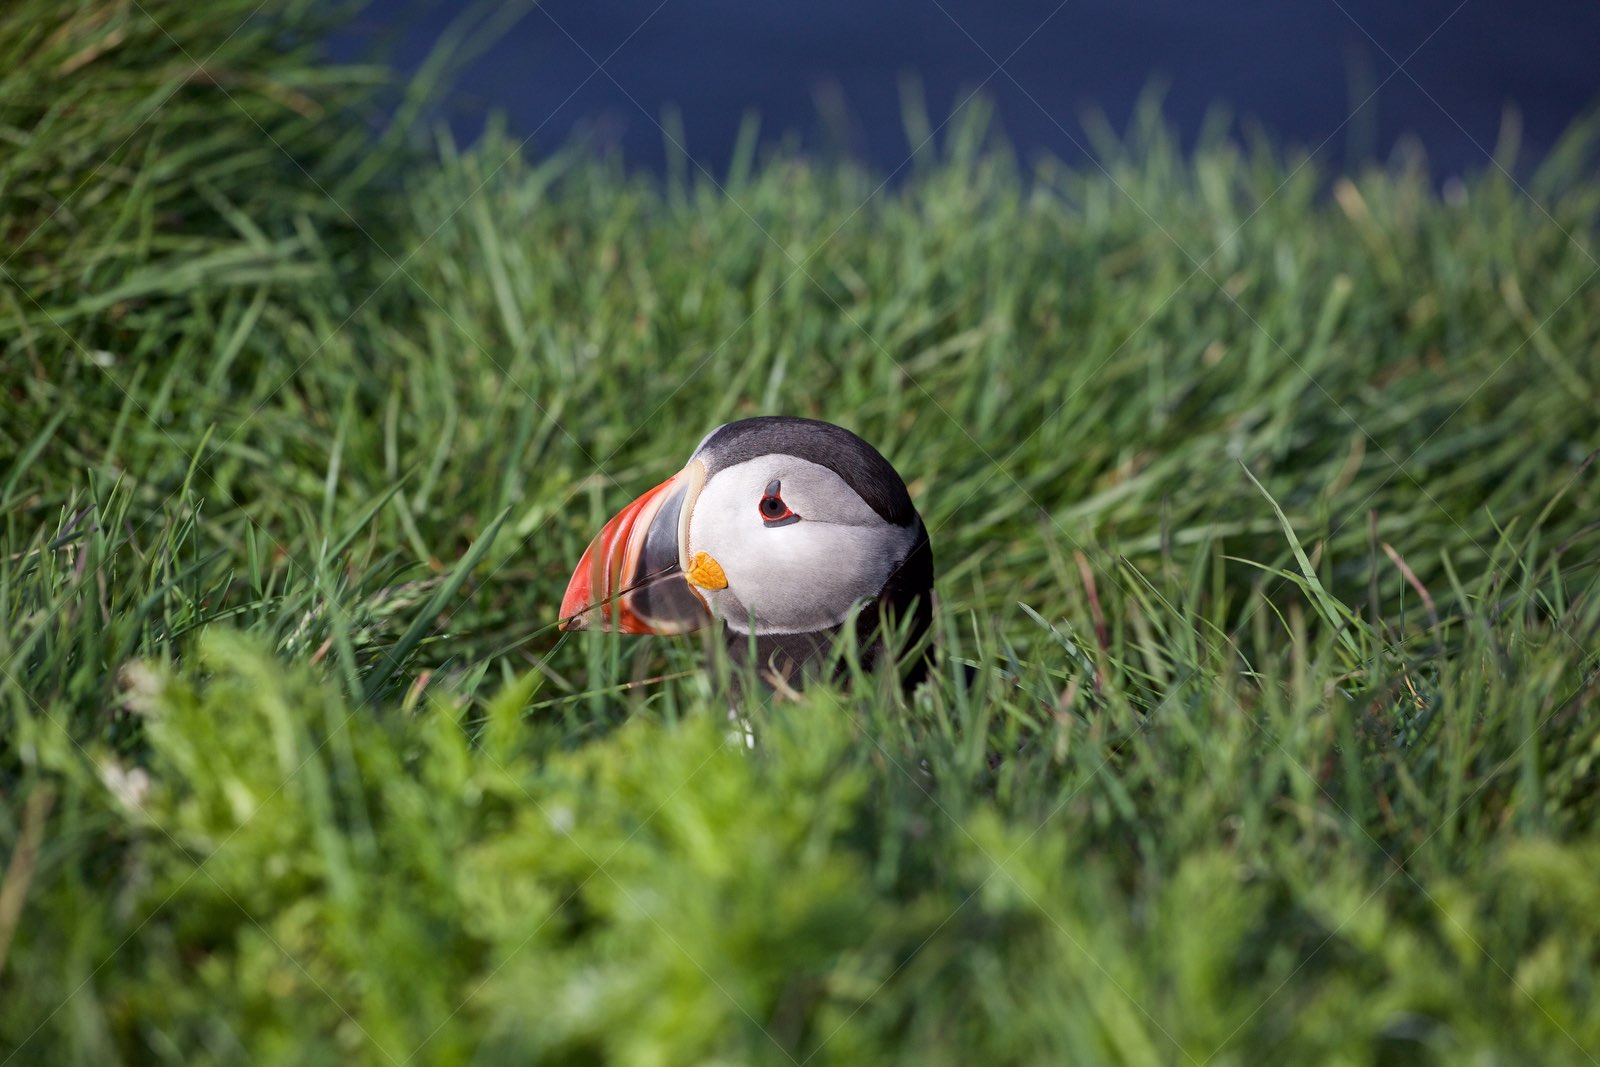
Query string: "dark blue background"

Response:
xmin=328 ymin=1 xmax=1600 ymax=177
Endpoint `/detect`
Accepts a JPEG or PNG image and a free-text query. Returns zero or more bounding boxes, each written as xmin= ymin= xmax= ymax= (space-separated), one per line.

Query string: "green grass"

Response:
xmin=4 ymin=1 xmax=1600 ymax=1063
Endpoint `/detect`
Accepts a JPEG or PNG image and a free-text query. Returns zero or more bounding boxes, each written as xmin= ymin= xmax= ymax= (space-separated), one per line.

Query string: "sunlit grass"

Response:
xmin=3 ymin=1 xmax=1599 ymax=1063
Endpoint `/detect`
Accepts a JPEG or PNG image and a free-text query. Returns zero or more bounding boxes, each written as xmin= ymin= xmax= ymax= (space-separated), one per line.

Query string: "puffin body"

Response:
xmin=559 ymin=417 xmax=934 ymax=692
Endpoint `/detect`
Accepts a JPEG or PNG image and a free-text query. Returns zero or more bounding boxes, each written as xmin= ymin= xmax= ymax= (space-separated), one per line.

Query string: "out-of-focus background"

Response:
xmin=330 ymin=0 xmax=1600 ymax=176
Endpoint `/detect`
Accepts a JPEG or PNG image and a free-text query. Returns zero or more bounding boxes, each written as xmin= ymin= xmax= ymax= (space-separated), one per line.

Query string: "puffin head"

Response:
xmin=558 ymin=416 xmax=933 ymax=683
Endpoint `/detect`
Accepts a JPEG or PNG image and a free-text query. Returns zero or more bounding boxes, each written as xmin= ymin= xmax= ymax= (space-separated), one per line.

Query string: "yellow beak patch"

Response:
xmin=686 ymin=551 xmax=728 ymax=591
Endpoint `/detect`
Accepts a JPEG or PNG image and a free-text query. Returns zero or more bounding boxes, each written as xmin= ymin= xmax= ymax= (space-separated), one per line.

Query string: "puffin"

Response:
xmin=558 ymin=416 xmax=935 ymax=693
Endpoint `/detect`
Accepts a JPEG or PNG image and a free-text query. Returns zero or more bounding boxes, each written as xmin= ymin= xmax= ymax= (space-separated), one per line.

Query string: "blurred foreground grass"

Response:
xmin=3 ymin=1 xmax=1600 ymax=1063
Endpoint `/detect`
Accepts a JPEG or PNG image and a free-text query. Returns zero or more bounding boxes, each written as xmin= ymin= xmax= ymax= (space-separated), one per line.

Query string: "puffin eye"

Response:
xmin=758 ymin=480 xmax=799 ymax=526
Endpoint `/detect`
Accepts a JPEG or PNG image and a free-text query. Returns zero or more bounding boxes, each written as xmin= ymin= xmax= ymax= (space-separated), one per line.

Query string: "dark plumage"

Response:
xmin=695 ymin=416 xmax=919 ymax=527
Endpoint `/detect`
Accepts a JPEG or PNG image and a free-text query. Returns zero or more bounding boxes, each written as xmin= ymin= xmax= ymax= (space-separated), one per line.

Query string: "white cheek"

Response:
xmin=694 ymin=518 xmax=909 ymax=634
xmin=687 ymin=456 xmax=916 ymax=634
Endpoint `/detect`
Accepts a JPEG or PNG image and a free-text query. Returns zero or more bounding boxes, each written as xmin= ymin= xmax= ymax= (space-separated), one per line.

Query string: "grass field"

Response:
xmin=4 ymin=2 xmax=1600 ymax=1063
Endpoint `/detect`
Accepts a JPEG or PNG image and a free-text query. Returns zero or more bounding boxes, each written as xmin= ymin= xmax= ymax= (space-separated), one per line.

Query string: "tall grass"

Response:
xmin=3 ymin=1 xmax=1599 ymax=1063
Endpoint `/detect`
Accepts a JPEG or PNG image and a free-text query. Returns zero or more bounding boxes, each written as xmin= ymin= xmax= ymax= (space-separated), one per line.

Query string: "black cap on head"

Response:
xmin=695 ymin=416 xmax=916 ymax=527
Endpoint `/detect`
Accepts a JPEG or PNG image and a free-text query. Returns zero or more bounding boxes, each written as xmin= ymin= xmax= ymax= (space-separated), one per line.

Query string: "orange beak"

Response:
xmin=558 ymin=461 xmax=710 ymax=634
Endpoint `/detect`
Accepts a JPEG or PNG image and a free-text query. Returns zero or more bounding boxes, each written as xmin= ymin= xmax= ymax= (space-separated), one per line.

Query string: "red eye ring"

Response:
xmin=758 ymin=479 xmax=799 ymax=526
